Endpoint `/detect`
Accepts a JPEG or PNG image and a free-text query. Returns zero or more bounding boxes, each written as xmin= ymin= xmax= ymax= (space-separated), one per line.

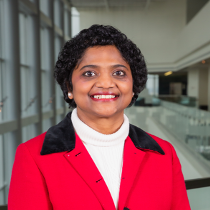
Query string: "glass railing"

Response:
xmin=158 ymin=95 xmax=197 ymax=107
xmin=134 ymin=95 xmax=197 ymax=107
xmin=155 ymin=101 xmax=210 ymax=163
xmin=125 ymin=105 xmax=210 ymax=209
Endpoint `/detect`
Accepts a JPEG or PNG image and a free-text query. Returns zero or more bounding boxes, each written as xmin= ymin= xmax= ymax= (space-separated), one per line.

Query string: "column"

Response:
xmin=187 ymin=68 xmax=209 ymax=110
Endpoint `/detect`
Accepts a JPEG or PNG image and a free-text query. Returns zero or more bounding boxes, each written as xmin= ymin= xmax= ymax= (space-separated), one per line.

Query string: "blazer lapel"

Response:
xmin=118 ymin=137 xmax=146 ymax=210
xmin=118 ymin=124 xmax=164 ymax=210
xmin=64 ymin=133 xmax=116 ymax=210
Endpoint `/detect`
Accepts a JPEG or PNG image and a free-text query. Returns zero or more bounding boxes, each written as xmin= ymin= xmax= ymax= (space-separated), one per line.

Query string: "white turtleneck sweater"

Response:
xmin=71 ymin=108 xmax=129 ymax=208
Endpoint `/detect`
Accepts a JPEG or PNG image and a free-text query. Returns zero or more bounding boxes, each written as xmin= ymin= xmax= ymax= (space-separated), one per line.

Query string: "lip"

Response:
xmin=90 ymin=92 xmax=119 ymax=102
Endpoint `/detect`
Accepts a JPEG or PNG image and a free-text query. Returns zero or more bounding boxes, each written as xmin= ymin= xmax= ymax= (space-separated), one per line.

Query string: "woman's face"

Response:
xmin=70 ymin=45 xmax=133 ymax=118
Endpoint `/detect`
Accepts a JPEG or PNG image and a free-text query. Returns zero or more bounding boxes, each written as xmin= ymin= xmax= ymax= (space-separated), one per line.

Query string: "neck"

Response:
xmin=76 ymin=108 xmax=124 ymax=135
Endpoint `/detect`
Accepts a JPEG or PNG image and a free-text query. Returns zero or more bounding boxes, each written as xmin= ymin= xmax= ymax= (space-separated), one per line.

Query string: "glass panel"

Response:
xmin=0 ymin=135 xmax=4 ymax=205
xmin=125 ymin=106 xmax=210 ymax=180
xmin=3 ymin=131 xmax=18 ymax=204
xmin=54 ymin=36 xmax=62 ymax=60
xmin=0 ymin=1 xmax=12 ymax=122
xmin=43 ymin=117 xmax=52 ymax=132
xmin=0 ymin=0 xmax=4 ymax=121
xmin=147 ymin=74 xmax=159 ymax=96
xmin=0 ymin=0 xmax=4 ymax=59
xmin=22 ymin=124 xmax=37 ymax=143
xmin=40 ymin=0 xmax=50 ymax=17
xmin=56 ymin=84 xmax=63 ymax=109
xmin=54 ymin=0 xmax=62 ymax=28
xmin=21 ymin=66 xmax=37 ymax=117
xmin=40 ymin=27 xmax=51 ymax=70
xmin=41 ymin=27 xmax=53 ymax=112
xmin=42 ymin=70 xmax=53 ymax=112
xmin=187 ymin=186 xmax=210 ymax=210
xmin=64 ymin=9 xmax=69 ymax=37
xmin=19 ymin=13 xmax=28 ymax=65
xmin=71 ymin=7 xmax=80 ymax=38
xmin=56 ymin=114 xmax=63 ymax=124
xmin=0 ymin=60 xmax=11 ymax=122
xmin=19 ymin=13 xmax=37 ymax=117
xmin=55 ymin=36 xmax=63 ymax=108
xmin=156 ymin=101 xmax=210 ymax=164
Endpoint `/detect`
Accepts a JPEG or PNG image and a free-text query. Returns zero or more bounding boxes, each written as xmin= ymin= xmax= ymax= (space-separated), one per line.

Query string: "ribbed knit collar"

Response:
xmin=41 ymin=112 xmax=165 ymax=155
xmin=71 ymin=108 xmax=129 ymax=147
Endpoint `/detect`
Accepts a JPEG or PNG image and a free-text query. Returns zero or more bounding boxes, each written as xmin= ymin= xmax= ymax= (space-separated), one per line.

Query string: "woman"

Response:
xmin=8 ymin=25 xmax=191 ymax=210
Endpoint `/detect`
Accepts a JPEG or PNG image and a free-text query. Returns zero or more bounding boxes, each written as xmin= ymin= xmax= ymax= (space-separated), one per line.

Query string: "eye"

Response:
xmin=83 ymin=71 xmax=96 ymax=77
xmin=113 ymin=70 xmax=125 ymax=76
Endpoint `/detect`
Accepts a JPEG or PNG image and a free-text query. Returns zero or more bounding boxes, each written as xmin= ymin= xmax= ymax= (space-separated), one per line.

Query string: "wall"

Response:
xmin=79 ymin=0 xmax=186 ymax=65
xmin=78 ymin=0 xmax=210 ymax=73
xmin=186 ymin=0 xmax=209 ymax=23
xmin=177 ymin=1 xmax=210 ymax=69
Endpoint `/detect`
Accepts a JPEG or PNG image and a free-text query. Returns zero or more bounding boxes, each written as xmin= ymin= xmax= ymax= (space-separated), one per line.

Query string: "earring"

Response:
xmin=133 ymin=93 xmax=134 ymax=96
xmin=68 ymin=92 xmax=72 ymax=98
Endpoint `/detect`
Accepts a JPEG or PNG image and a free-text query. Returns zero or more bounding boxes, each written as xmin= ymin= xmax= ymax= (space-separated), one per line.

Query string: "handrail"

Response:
xmin=185 ymin=177 xmax=210 ymax=190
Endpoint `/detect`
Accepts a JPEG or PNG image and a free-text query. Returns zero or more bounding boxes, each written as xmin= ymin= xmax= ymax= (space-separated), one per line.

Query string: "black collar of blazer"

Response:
xmin=40 ymin=112 xmax=165 ymax=155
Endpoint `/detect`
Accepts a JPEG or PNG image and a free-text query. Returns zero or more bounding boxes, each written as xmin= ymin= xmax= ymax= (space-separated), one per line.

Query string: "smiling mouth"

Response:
xmin=90 ymin=94 xmax=119 ymax=100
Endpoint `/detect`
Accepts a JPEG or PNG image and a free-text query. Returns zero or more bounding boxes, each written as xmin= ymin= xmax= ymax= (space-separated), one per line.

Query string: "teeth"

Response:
xmin=93 ymin=95 xmax=116 ymax=99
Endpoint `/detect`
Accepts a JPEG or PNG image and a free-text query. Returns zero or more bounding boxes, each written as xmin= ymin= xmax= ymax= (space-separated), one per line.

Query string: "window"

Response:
xmin=43 ymin=118 xmax=52 ymax=132
xmin=0 ymin=135 xmax=4 ymax=205
xmin=41 ymin=27 xmax=53 ymax=112
xmin=64 ymin=7 xmax=71 ymax=37
xmin=55 ymin=36 xmax=64 ymax=109
xmin=0 ymin=0 xmax=7 ymax=122
xmin=22 ymin=124 xmax=37 ymax=143
xmin=54 ymin=0 xmax=62 ymax=28
xmin=0 ymin=0 xmax=72 ymax=205
xmin=71 ymin=7 xmax=80 ymax=38
xmin=40 ymin=0 xmax=50 ymax=17
xmin=146 ymin=74 xmax=159 ymax=96
xmin=19 ymin=13 xmax=37 ymax=117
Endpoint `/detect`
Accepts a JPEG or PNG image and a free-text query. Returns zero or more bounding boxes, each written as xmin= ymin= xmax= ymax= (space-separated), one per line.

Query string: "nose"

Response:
xmin=95 ymin=72 xmax=115 ymax=89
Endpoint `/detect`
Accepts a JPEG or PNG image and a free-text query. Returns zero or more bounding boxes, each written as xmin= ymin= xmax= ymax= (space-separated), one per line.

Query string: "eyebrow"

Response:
xmin=80 ymin=65 xmax=98 ymax=71
xmin=79 ymin=64 xmax=128 ymax=71
xmin=112 ymin=64 xmax=128 ymax=70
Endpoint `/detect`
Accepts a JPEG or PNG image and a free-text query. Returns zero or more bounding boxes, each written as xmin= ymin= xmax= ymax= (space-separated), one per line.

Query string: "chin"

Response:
xmin=92 ymin=107 xmax=123 ymax=118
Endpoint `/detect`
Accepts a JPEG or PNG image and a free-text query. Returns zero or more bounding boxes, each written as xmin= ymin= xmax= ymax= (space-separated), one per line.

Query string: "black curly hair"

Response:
xmin=54 ymin=24 xmax=147 ymax=108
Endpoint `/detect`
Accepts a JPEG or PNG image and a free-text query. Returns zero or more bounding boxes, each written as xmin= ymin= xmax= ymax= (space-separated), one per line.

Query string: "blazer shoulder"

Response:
xmin=22 ymin=132 xmax=47 ymax=156
xmin=147 ymin=132 xmax=175 ymax=156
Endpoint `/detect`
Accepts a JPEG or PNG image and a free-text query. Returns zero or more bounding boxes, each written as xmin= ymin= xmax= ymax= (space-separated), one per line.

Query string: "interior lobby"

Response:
xmin=0 ymin=0 xmax=210 ymax=209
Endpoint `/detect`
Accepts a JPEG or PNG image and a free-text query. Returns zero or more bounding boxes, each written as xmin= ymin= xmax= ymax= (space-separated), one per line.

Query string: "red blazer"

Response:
xmin=8 ymin=112 xmax=191 ymax=210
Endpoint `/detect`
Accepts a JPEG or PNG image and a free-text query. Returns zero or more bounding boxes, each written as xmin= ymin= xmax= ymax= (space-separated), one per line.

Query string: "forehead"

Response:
xmin=79 ymin=45 xmax=128 ymax=65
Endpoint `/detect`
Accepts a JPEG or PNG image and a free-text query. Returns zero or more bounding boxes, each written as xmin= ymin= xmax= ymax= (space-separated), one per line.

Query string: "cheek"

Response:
xmin=120 ymin=78 xmax=133 ymax=94
xmin=72 ymin=76 xmax=93 ymax=95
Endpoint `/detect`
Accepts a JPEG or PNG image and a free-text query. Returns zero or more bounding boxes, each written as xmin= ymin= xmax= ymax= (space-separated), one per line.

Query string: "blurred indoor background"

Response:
xmin=0 ymin=0 xmax=210 ymax=209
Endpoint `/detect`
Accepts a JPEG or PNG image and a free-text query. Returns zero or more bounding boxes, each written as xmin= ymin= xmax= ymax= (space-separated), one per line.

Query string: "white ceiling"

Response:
xmin=70 ymin=0 xmax=169 ymax=9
